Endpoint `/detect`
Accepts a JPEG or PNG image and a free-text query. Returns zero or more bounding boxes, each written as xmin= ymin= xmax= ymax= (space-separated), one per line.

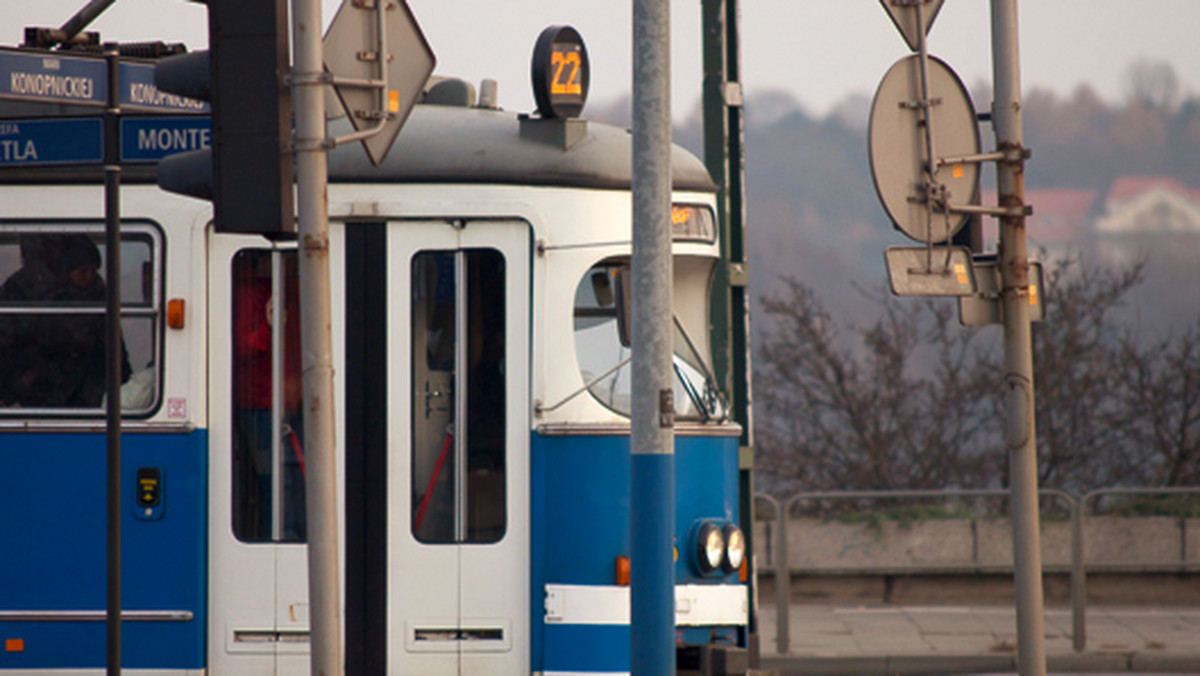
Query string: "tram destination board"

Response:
xmin=0 ymin=47 xmax=208 ymax=112
xmin=1 ymin=116 xmax=211 ymax=166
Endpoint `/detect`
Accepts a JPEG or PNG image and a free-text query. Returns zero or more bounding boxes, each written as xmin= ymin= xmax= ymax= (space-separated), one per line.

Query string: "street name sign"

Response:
xmin=0 ymin=48 xmax=208 ymax=113
xmin=0 ymin=116 xmax=210 ymax=167
xmin=0 ymin=117 xmax=101 ymax=165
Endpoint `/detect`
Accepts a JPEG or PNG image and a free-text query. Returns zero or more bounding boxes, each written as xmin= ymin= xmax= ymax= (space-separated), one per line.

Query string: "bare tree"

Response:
xmin=755 ymin=280 xmax=994 ymax=493
xmin=1123 ymin=58 xmax=1181 ymax=111
xmin=753 ymin=254 xmax=1197 ymax=494
xmin=1022 ymin=255 xmax=1146 ymax=490
xmin=1114 ymin=321 xmax=1200 ymax=486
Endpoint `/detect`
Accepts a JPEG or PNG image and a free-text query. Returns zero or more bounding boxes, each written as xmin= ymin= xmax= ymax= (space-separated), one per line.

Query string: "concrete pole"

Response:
xmin=990 ymin=2 xmax=1046 ymax=674
xmin=630 ymin=0 xmax=675 ymax=674
xmin=291 ymin=1 xmax=342 ymax=675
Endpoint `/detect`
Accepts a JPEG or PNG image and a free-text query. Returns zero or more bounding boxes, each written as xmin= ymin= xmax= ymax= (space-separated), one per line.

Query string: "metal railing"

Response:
xmin=755 ymin=487 xmax=1200 ymax=654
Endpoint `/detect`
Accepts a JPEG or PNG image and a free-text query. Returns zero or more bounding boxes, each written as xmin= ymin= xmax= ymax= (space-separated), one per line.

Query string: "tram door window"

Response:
xmin=411 ymin=249 xmax=507 ymax=544
xmin=230 ymin=249 xmax=306 ymax=543
xmin=0 ymin=226 xmax=160 ymax=414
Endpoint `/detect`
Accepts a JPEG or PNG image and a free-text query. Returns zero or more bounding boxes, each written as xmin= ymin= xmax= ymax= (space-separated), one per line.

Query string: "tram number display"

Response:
xmin=532 ymin=25 xmax=589 ymax=119
xmin=550 ymin=47 xmax=584 ymax=97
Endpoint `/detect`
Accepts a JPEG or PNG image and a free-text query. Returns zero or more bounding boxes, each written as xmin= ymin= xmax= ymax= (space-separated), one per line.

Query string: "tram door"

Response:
xmin=387 ymin=220 xmax=530 ymax=674
xmin=208 ymin=237 xmax=310 ymax=676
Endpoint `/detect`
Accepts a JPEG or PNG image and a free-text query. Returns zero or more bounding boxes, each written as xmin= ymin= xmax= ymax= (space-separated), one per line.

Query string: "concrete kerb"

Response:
xmin=760 ymin=652 xmax=1200 ymax=675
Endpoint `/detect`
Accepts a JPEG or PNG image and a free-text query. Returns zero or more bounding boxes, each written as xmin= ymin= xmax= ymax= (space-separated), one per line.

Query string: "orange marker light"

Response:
xmin=739 ymin=553 xmax=749 ymax=583
xmin=615 ymin=555 xmax=631 ymax=586
xmin=167 ymin=298 xmax=186 ymax=329
xmin=6 ymin=638 xmax=24 ymax=652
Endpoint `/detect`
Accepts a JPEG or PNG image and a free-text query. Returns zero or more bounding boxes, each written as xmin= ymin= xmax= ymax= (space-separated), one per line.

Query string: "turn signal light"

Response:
xmin=167 ymin=298 xmax=186 ymax=329
xmin=615 ymin=555 xmax=631 ymax=586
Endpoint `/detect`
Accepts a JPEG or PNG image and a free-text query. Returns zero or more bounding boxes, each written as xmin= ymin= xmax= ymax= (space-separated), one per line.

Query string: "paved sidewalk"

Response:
xmin=755 ymin=604 xmax=1200 ymax=674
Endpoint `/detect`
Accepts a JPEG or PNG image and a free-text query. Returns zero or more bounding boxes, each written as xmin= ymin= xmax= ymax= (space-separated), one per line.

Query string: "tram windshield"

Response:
xmin=573 ymin=256 xmax=727 ymax=421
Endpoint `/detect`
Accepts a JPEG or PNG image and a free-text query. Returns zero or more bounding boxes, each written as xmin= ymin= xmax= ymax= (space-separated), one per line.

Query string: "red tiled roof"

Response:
xmin=1106 ymin=176 xmax=1200 ymax=206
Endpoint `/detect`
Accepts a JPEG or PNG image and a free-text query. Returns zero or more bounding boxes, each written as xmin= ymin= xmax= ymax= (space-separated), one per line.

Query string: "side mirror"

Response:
xmin=615 ymin=265 xmax=631 ymax=348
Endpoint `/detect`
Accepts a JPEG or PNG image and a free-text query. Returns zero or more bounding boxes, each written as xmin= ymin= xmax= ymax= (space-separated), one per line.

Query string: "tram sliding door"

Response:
xmin=208 ymin=236 xmax=309 ymax=676
xmin=388 ymin=219 xmax=530 ymax=674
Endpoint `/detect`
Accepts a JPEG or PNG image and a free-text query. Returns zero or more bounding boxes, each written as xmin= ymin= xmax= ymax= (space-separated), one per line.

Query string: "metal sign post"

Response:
xmin=872 ymin=3 xmax=1045 ymax=672
xmin=991 ymin=2 xmax=1046 ymax=674
xmin=103 ymin=44 xmax=122 ymax=676
xmin=290 ymin=0 xmax=342 ymax=675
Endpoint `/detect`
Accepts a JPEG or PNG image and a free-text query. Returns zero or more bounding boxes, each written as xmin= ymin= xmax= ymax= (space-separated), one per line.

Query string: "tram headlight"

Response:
xmin=722 ymin=524 xmax=746 ymax=574
xmin=694 ymin=521 xmax=725 ymax=574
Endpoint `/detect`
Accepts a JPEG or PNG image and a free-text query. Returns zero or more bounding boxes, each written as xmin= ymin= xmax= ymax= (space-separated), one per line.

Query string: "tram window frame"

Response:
xmin=0 ymin=221 xmax=164 ymax=417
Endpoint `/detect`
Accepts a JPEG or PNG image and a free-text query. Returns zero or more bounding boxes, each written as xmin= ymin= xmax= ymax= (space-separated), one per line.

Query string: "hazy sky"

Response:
xmin=3 ymin=1 xmax=1198 ymax=118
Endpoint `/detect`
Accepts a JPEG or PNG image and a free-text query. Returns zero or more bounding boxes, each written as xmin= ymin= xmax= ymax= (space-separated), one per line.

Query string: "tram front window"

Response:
xmin=572 ymin=257 xmax=727 ymax=421
xmin=231 ymin=249 xmax=306 ymax=543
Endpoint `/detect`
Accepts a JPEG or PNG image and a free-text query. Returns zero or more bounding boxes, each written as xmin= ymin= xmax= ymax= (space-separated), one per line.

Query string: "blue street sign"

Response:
xmin=119 ymin=62 xmax=209 ymax=113
xmin=0 ymin=117 xmax=102 ymax=166
xmin=120 ymin=116 xmax=211 ymax=162
xmin=0 ymin=116 xmax=211 ymax=167
xmin=0 ymin=48 xmax=208 ymax=113
xmin=0 ymin=49 xmax=106 ymax=106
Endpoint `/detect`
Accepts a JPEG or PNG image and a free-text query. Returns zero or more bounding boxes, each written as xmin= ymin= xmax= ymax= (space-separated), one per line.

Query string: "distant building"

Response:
xmin=1093 ymin=176 xmax=1200 ymax=235
xmin=1091 ymin=176 xmax=1200 ymax=334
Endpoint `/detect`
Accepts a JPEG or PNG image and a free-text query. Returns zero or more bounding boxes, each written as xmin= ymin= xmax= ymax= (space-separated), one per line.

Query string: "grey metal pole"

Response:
xmin=774 ymin=502 xmax=789 ymax=655
xmin=291 ymin=0 xmax=342 ymax=675
xmin=630 ymin=0 xmax=675 ymax=673
xmin=1070 ymin=495 xmax=1086 ymax=652
xmin=990 ymin=2 xmax=1046 ymax=674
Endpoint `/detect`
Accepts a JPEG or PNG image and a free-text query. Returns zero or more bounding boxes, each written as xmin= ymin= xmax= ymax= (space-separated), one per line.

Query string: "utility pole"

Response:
xmin=700 ymin=0 xmax=756 ymax=654
xmin=630 ymin=0 xmax=675 ymax=673
xmin=991 ymin=1 xmax=1046 ymax=674
xmin=291 ymin=0 xmax=343 ymax=675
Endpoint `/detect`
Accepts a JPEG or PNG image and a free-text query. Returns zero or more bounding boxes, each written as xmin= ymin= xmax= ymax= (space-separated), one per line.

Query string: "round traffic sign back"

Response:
xmin=868 ymin=54 xmax=980 ymax=244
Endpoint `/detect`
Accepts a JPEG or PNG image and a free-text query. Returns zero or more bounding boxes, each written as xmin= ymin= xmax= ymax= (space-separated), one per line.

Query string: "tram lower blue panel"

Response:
xmin=0 ymin=430 xmax=208 ymax=670
xmin=542 ymin=624 xmax=631 ymax=673
xmin=530 ymin=431 xmax=740 ymax=674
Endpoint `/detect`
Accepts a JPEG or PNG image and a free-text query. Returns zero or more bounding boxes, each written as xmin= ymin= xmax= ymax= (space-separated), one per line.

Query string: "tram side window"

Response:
xmin=411 ymin=249 xmax=506 ymax=545
xmin=0 ymin=229 xmax=158 ymax=413
xmin=231 ymin=249 xmax=306 ymax=543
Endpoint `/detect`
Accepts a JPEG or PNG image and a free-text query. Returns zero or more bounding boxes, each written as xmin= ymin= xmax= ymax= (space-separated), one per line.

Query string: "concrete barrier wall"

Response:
xmin=754 ymin=516 xmax=1200 ymax=574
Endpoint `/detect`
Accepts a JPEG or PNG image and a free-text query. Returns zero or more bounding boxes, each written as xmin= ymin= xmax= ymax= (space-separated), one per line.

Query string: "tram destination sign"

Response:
xmin=0 ymin=116 xmax=210 ymax=166
xmin=0 ymin=48 xmax=208 ymax=113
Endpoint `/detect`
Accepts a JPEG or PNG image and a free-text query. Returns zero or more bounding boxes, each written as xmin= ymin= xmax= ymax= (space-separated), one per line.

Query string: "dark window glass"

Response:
xmin=411 ymin=249 xmax=506 ymax=545
xmin=231 ymin=249 xmax=306 ymax=543
xmin=0 ymin=228 xmax=157 ymax=412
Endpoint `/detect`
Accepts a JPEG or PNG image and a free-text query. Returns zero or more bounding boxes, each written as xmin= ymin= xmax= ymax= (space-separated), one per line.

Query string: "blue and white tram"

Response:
xmin=0 ymin=80 xmax=748 ymax=675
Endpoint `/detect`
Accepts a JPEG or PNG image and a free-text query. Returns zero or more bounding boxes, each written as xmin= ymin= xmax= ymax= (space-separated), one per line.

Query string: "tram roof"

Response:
xmin=327 ymin=102 xmax=717 ymax=193
xmin=0 ymin=89 xmax=717 ymax=193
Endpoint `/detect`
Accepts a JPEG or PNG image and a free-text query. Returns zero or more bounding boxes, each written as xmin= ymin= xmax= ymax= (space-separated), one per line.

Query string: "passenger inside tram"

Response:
xmin=0 ymin=234 xmax=130 ymax=408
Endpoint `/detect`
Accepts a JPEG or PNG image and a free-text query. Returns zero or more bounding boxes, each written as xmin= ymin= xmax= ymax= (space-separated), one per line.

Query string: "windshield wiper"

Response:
xmin=672 ymin=315 xmax=727 ymax=422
